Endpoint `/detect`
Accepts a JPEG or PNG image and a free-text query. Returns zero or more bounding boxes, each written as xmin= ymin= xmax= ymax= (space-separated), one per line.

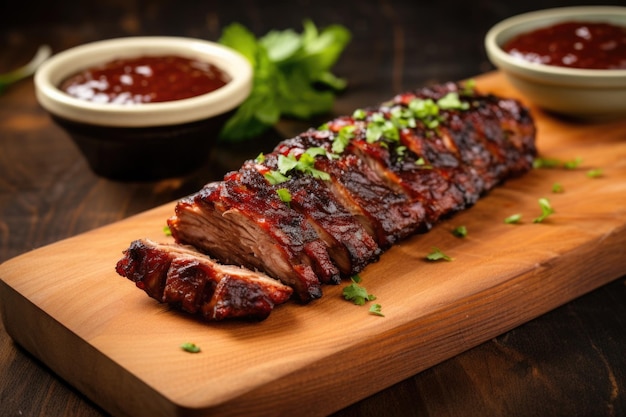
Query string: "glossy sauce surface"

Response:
xmin=60 ymin=55 xmax=230 ymax=104
xmin=503 ymin=21 xmax=626 ymax=69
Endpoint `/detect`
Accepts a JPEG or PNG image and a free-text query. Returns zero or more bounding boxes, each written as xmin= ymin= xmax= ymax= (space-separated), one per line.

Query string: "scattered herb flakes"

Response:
xmin=254 ymin=153 xmax=266 ymax=163
xmin=264 ymin=170 xmax=290 ymax=185
xmin=163 ymin=225 xmax=172 ymax=236
xmin=276 ymin=188 xmax=292 ymax=206
xmin=426 ymin=247 xmax=453 ymax=262
xmin=533 ymin=198 xmax=554 ymax=223
xmin=414 ymin=157 xmax=433 ymax=169
xmin=461 ymin=78 xmax=476 ymax=96
xmin=563 ymin=157 xmax=583 ymax=169
xmin=352 ymin=108 xmax=367 ymax=120
xmin=504 ymin=213 xmax=522 ymax=224
xmin=331 ymin=125 xmax=356 ymax=154
xmin=552 ymin=182 xmax=564 ymax=193
xmin=180 ymin=342 xmax=201 ymax=353
xmin=452 ymin=225 xmax=467 ymax=238
xmin=342 ymin=275 xmax=383 ymax=316
xmin=343 ymin=281 xmax=376 ymax=306
xmin=369 ymin=303 xmax=385 ymax=317
xmin=533 ymin=156 xmax=583 ymax=169
xmin=437 ymin=92 xmax=470 ymax=110
xmin=277 ymin=148 xmax=331 ymax=181
xmin=586 ymin=168 xmax=604 ymax=178
xmin=533 ymin=157 xmax=561 ymax=169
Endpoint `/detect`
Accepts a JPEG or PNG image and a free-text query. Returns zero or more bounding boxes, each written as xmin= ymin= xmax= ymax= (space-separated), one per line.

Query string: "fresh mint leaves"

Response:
xmin=218 ymin=20 xmax=351 ymax=142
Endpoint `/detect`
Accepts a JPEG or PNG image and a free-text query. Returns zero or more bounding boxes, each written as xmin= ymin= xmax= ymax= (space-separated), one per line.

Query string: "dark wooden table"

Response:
xmin=1 ymin=1 xmax=625 ymax=416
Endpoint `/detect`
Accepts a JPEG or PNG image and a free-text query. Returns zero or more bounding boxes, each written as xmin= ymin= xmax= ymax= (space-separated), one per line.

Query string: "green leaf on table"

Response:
xmin=218 ymin=20 xmax=351 ymax=142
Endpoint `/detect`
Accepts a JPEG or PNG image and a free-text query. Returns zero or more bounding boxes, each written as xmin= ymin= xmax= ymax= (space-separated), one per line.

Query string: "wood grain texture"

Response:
xmin=1 ymin=71 xmax=625 ymax=417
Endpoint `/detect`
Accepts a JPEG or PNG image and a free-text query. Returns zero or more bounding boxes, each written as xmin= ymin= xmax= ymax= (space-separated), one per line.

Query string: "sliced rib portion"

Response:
xmin=241 ymin=159 xmax=382 ymax=276
xmin=168 ymin=168 xmax=331 ymax=303
xmin=115 ymin=239 xmax=293 ymax=321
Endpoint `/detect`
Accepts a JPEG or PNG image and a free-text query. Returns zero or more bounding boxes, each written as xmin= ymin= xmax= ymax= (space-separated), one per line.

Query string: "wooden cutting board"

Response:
xmin=1 ymin=71 xmax=625 ymax=417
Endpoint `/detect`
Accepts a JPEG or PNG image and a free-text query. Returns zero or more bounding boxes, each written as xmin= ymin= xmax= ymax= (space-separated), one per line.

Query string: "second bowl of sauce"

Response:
xmin=502 ymin=20 xmax=626 ymax=70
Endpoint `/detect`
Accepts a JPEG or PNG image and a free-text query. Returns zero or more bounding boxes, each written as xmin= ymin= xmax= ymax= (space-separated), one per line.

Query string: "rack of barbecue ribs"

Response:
xmin=116 ymin=80 xmax=537 ymax=321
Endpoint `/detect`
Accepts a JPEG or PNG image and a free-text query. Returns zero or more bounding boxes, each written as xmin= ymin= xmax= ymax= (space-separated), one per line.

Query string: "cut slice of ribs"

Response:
xmin=115 ymin=238 xmax=293 ymax=321
xmin=168 ymin=170 xmax=330 ymax=303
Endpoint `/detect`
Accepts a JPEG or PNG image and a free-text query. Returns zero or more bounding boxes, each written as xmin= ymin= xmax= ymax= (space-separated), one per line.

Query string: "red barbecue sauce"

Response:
xmin=503 ymin=21 xmax=626 ymax=70
xmin=60 ymin=55 xmax=230 ymax=104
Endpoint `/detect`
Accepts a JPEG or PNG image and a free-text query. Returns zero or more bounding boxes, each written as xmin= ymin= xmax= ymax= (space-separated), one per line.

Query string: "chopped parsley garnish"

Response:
xmin=163 ymin=225 xmax=172 ymax=236
xmin=276 ymin=188 xmax=292 ymax=206
xmin=533 ymin=198 xmax=554 ymax=223
xmin=390 ymin=106 xmax=417 ymax=129
xmin=552 ymin=183 xmax=564 ymax=193
xmin=408 ymin=98 xmax=441 ymax=129
xmin=342 ymin=275 xmax=382 ymax=316
xmin=533 ymin=158 xmax=562 ymax=169
xmin=452 ymin=225 xmax=467 ymax=238
xmin=366 ymin=113 xmax=399 ymax=143
xmin=369 ymin=303 xmax=384 ymax=317
xmin=533 ymin=156 xmax=583 ymax=169
xmin=352 ymin=108 xmax=367 ymax=120
xmin=586 ymin=168 xmax=603 ymax=178
xmin=331 ymin=125 xmax=356 ymax=154
xmin=436 ymin=92 xmax=470 ymax=110
xmin=504 ymin=213 xmax=522 ymax=224
xmin=277 ymin=147 xmax=331 ymax=181
xmin=414 ymin=157 xmax=433 ymax=169
xmin=264 ymin=170 xmax=290 ymax=185
xmin=180 ymin=342 xmax=201 ymax=353
xmin=563 ymin=157 xmax=583 ymax=169
xmin=426 ymin=247 xmax=453 ymax=262
xmin=461 ymin=79 xmax=476 ymax=96
xmin=263 ymin=85 xmax=473 ymax=181
xmin=343 ymin=281 xmax=376 ymax=306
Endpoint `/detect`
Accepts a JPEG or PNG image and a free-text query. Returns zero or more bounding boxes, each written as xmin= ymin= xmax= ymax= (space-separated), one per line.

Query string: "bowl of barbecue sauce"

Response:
xmin=34 ymin=37 xmax=252 ymax=181
xmin=485 ymin=6 xmax=626 ymax=120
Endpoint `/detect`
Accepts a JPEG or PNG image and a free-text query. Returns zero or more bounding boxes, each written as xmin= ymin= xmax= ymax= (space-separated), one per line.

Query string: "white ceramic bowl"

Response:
xmin=485 ymin=6 xmax=626 ymax=120
xmin=34 ymin=36 xmax=253 ymax=180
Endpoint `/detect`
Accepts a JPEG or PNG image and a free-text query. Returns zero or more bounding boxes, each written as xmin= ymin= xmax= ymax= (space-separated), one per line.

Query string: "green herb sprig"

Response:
xmin=504 ymin=213 xmax=522 ymax=224
xmin=533 ymin=198 xmax=554 ymax=223
xmin=533 ymin=156 xmax=583 ymax=169
xmin=180 ymin=342 xmax=201 ymax=353
xmin=342 ymin=275 xmax=384 ymax=316
xmin=452 ymin=225 xmax=467 ymax=238
xmin=277 ymin=147 xmax=331 ymax=180
xmin=343 ymin=275 xmax=376 ymax=306
xmin=0 ymin=45 xmax=51 ymax=94
xmin=218 ymin=21 xmax=351 ymax=141
xmin=586 ymin=168 xmax=603 ymax=178
xmin=426 ymin=247 xmax=454 ymax=262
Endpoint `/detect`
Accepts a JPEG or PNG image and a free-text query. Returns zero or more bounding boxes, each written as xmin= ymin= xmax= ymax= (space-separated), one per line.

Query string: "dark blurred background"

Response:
xmin=2 ymin=0 xmax=620 ymax=116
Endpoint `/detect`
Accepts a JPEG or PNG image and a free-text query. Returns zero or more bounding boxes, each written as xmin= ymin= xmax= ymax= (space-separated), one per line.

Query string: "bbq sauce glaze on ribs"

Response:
xmin=116 ymin=81 xmax=537 ymax=321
